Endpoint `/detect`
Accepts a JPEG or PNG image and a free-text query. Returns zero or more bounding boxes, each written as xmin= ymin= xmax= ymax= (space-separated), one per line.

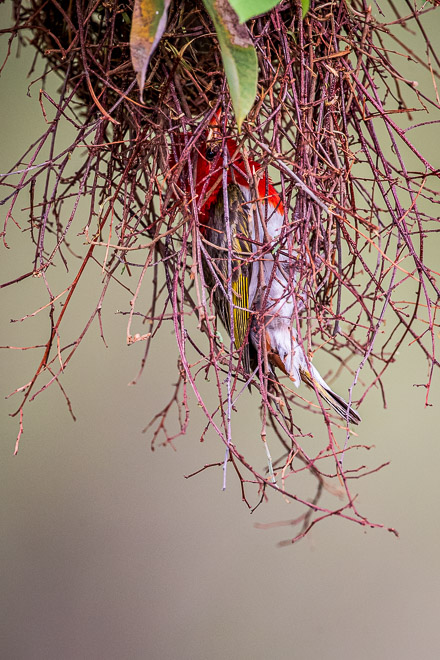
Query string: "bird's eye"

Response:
xmin=205 ymin=124 xmax=222 ymax=161
xmin=205 ymin=143 xmax=219 ymax=161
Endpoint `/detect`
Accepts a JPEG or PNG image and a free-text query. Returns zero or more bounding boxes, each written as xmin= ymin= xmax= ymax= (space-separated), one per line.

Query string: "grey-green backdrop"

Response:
xmin=1 ymin=5 xmax=439 ymax=659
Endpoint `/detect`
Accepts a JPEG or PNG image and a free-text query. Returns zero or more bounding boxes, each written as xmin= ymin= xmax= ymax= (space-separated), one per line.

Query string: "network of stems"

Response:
xmin=1 ymin=0 xmax=439 ymax=542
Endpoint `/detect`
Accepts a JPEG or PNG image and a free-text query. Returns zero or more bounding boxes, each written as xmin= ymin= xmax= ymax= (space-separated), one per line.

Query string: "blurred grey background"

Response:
xmin=1 ymin=5 xmax=440 ymax=659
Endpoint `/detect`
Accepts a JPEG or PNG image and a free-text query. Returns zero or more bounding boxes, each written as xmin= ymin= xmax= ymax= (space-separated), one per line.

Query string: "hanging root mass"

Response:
xmin=1 ymin=1 xmax=439 ymax=542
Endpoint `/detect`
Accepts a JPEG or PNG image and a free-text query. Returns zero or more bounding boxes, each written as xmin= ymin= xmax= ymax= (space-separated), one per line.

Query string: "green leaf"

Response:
xmin=202 ymin=0 xmax=258 ymax=130
xmin=130 ymin=0 xmax=171 ymax=102
xmin=228 ymin=0 xmax=283 ymax=23
xmin=302 ymin=0 xmax=310 ymax=18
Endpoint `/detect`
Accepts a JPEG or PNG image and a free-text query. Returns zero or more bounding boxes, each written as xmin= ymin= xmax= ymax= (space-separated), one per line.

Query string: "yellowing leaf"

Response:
xmin=202 ymin=0 xmax=258 ymax=130
xmin=130 ymin=0 xmax=171 ymax=102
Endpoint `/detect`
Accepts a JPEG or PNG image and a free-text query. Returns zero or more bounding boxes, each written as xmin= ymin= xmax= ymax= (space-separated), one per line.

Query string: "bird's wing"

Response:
xmin=230 ymin=189 xmax=253 ymax=353
xmin=205 ymin=184 xmax=253 ymax=373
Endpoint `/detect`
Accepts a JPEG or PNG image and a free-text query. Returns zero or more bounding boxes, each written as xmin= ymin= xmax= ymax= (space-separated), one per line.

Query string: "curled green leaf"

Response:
xmin=202 ymin=0 xmax=258 ymax=130
xmin=228 ymin=0 xmax=283 ymax=23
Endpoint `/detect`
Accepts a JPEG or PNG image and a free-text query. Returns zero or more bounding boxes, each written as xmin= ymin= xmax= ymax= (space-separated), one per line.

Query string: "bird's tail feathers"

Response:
xmin=300 ymin=368 xmax=361 ymax=426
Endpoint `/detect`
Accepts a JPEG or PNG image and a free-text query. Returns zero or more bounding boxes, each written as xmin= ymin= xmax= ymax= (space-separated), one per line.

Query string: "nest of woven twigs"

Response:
xmin=23 ymin=0 xmax=231 ymax=121
xmin=4 ymin=0 xmax=440 ymax=539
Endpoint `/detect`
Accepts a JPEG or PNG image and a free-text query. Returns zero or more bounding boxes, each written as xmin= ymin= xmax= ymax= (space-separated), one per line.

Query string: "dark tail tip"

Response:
xmin=324 ymin=388 xmax=362 ymax=425
xmin=300 ymin=368 xmax=361 ymax=425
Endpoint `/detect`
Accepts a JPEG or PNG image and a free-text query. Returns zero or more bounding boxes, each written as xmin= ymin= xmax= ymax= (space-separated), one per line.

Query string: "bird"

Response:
xmin=190 ymin=114 xmax=361 ymax=426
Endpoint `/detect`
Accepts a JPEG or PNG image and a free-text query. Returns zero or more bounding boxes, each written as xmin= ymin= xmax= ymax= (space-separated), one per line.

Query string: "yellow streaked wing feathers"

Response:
xmin=205 ymin=183 xmax=253 ymax=373
xmin=232 ymin=272 xmax=250 ymax=350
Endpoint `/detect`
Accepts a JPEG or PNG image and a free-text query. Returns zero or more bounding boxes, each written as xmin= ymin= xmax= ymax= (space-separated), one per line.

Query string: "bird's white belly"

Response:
xmin=239 ymin=185 xmax=306 ymax=384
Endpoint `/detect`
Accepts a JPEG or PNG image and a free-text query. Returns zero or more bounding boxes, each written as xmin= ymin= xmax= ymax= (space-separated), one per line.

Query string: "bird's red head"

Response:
xmin=170 ymin=110 xmax=284 ymax=225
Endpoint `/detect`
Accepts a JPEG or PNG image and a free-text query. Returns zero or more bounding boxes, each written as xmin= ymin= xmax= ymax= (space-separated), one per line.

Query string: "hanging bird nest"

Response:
xmin=23 ymin=0 xmax=225 ymax=120
xmin=2 ymin=0 xmax=440 ymax=541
